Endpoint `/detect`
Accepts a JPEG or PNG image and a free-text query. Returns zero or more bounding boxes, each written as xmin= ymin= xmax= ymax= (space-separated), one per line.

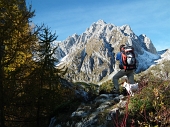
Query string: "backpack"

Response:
xmin=121 ymin=46 xmax=136 ymax=71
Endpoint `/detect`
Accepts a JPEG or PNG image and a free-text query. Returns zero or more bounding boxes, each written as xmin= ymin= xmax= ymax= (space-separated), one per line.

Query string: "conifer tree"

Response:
xmin=0 ymin=0 xmax=37 ymax=126
xmin=0 ymin=0 xmax=72 ymax=126
xmin=35 ymin=26 xmax=60 ymax=89
xmin=33 ymin=26 xmax=61 ymax=126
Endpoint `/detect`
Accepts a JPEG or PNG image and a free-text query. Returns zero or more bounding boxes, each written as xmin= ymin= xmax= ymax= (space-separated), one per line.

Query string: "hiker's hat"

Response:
xmin=120 ymin=44 xmax=125 ymax=51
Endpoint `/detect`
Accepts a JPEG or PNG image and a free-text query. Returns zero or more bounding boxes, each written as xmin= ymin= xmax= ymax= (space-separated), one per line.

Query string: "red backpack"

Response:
xmin=121 ymin=46 xmax=136 ymax=71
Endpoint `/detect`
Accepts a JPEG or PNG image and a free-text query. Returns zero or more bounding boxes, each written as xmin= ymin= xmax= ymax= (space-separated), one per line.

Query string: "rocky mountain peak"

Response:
xmin=96 ymin=19 xmax=106 ymax=25
xmin=120 ymin=25 xmax=132 ymax=33
xmin=85 ymin=19 xmax=115 ymax=37
xmin=139 ymin=34 xmax=157 ymax=54
xmin=119 ymin=25 xmax=137 ymax=39
xmin=155 ymin=49 xmax=170 ymax=63
xmin=55 ymin=20 xmax=169 ymax=84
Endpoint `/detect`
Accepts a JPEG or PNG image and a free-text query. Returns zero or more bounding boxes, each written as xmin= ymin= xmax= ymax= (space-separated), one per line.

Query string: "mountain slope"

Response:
xmin=55 ymin=20 xmax=169 ymax=84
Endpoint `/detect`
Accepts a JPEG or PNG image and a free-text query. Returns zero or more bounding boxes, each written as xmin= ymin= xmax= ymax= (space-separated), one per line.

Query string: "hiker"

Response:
xmin=112 ymin=44 xmax=136 ymax=94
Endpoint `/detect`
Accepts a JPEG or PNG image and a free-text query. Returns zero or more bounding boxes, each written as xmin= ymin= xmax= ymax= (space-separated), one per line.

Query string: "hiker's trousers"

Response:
xmin=112 ymin=69 xmax=135 ymax=91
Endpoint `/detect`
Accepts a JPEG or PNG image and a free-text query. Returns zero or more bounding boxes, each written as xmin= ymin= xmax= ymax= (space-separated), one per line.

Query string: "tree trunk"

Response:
xmin=0 ymin=45 xmax=5 ymax=127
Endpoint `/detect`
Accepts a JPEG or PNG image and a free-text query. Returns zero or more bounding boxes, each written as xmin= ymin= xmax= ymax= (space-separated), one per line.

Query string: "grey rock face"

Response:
xmin=139 ymin=34 xmax=157 ymax=54
xmin=50 ymin=92 xmax=130 ymax=127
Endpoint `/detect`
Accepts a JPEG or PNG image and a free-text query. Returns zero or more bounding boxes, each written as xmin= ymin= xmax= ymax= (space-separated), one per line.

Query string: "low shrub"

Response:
xmin=129 ymin=73 xmax=170 ymax=126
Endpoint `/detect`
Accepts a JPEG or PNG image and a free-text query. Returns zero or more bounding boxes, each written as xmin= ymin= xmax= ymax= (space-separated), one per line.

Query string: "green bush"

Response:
xmin=99 ymin=80 xmax=113 ymax=93
xmin=129 ymin=73 xmax=170 ymax=126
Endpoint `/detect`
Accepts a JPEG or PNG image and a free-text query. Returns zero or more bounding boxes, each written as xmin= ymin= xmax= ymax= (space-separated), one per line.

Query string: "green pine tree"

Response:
xmin=32 ymin=26 xmax=62 ymax=127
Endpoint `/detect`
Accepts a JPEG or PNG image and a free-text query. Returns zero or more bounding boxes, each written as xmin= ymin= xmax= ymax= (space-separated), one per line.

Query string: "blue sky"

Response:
xmin=26 ymin=0 xmax=170 ymax=51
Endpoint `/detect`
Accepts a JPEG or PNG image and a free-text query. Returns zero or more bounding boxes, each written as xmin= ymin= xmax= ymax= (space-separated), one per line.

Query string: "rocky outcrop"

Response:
xmin=49 ymin=93 xmax=131 ymax=127
xmin=139 ymin=34 xmax=157 ymax=54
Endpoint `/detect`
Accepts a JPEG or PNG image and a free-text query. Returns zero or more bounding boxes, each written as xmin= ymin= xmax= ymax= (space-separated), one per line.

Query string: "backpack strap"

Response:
xmin=121 ymin=52 xmax=128 ymax=71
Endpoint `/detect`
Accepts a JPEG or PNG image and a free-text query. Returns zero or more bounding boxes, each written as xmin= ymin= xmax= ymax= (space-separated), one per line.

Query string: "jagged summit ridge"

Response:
xmin=55 ymin=20 xmax=168 ymax=83
xmin=120 ymin=25 xmax=133 ymax=34
xmin=96 ymin=19 xmax=106 ymax=24
xmin=84 ymin=20 xmax=116 ymax=42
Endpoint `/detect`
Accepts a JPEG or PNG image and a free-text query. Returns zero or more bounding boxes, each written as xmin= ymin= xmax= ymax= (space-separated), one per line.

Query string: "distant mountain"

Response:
xmin=54 ymin=20 xmax=170 ymax=84
xmin=156 ymin=49 xmax=170 ymax=63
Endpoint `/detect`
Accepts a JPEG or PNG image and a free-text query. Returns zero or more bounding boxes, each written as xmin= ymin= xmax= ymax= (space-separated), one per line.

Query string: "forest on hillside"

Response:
xmin=0 ymin=0 xmax=77 ymax=126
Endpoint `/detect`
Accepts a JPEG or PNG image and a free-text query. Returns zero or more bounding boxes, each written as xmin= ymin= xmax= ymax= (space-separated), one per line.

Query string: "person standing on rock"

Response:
xmin=112 ymin=44 xmax=136 ymax=94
